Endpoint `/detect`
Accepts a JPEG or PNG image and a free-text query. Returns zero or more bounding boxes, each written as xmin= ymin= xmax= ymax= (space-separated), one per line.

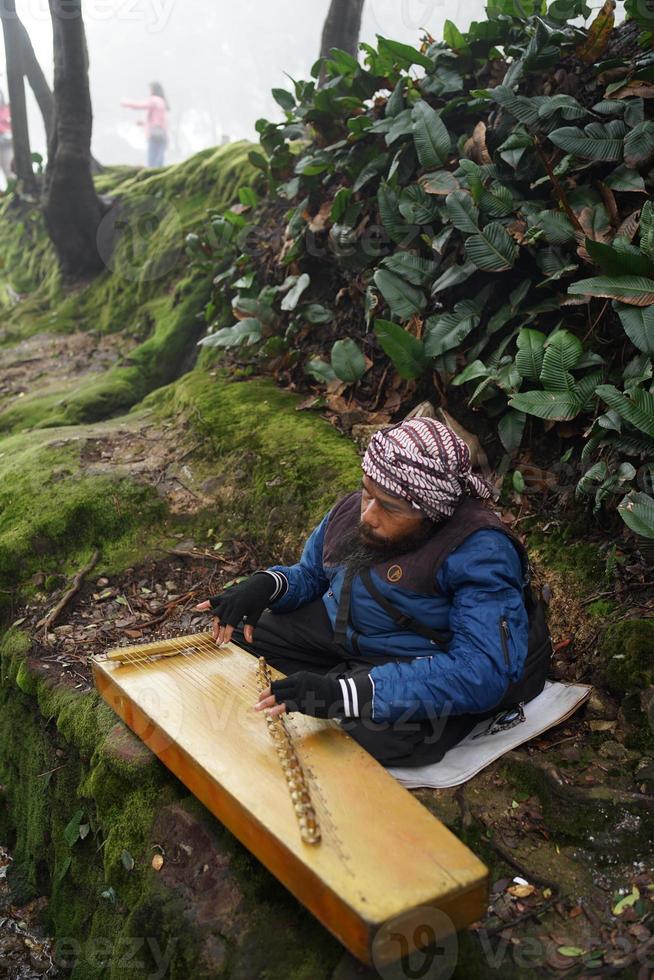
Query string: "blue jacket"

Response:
xmin=268 ymin=503 xmax=529 ymax=724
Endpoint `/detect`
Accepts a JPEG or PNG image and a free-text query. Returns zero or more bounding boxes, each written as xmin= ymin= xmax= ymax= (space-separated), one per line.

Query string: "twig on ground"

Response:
xmin=36 ymin=549 xmax=100 ymax=637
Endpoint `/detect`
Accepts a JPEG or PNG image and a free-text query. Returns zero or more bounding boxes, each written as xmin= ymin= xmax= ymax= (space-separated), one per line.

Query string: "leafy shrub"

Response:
xmin=190 ymin=1 xmax=654 ymax=537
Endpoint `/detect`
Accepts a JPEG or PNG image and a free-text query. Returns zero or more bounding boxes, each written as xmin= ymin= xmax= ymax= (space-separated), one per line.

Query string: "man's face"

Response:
xmin=360 ymin=474 xmax=428 ymax=548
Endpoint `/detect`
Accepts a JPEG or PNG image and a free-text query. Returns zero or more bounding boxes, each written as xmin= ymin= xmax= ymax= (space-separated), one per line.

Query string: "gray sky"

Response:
xmin=6 ymin=0 xmax=600 ymax=167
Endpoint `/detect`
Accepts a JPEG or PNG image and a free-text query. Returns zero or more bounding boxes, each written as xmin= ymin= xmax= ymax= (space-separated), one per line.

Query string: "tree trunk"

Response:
xmin=16 ymin=16 xmax=54 ymax=147
xmin=319 ymin=0 xmax=365 ymax=84
xmin=0 ymin=0 xmax=37 ymax=196
xmin=43 ymin=0 xmax=105 ymax=282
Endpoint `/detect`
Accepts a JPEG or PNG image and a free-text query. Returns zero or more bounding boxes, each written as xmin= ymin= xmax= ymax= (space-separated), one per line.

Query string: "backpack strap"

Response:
xmin=359 ymin=568 xmax=452 ymax=650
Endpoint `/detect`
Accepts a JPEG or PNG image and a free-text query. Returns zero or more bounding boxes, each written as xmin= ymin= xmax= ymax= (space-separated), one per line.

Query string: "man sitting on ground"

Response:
xmin=195 ymin=418 xmax=550 ymax=767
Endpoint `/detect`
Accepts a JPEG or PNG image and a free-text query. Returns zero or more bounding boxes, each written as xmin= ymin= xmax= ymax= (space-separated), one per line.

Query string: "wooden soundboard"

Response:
xmin=93 ymin=637 xmax=487 ymax=965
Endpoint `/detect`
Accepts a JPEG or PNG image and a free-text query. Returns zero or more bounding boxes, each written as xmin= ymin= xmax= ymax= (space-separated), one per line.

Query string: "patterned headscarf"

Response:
xmin=362 ymin=418 xmax=495 ymax=521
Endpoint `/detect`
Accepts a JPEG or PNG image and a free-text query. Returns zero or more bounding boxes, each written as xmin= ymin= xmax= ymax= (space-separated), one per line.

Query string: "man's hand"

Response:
xmin=193 ymin=572 xmax=276 ymax=645
xmin=255 ymin=672 xmax=343 ymax=719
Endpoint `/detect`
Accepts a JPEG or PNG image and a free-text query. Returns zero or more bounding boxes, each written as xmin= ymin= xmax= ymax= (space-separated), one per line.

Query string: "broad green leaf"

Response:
xmin=63 ymin=810 xmax=85 ymax=849
xmin=248 ymin=150 xmax=269 ymax=172
xmin=542 ymin=329 xmax=583 ymax=373
xmin=641 ymin=200 xmax=654 ymax=261
xmin=537 ymin=95 xmax=587 ymax=121
xmin=516 ymin=329 xmax=546 ymax=380
xmin=491 ymin=86 xmax=541 ymax=126
xmin=612 ymin=885 xmax=641 ymax=915
xmin=377 ymin=36 xmax=434 ymax=69
xmin=431 ymin=260 xmax=477 ymax=294
xmin=374 ymin=269 xmax=427 ymax=320
xmin=380 ymin=252 xmax=438 ymax=286
xmin=352 ymin=153 xmax=388 ymax=194
xmin=331 ymin=339 xmax=367 ymax=383
xmin=624 ymin=121 xmax=654 ymax=168
xmin=509 ymin=389 xmax=584 ymax=420
xmin=568 ymin=275 xmax=654 ymax=307
xmin=548 ymin=120 xmax=626 ymax=161
xmin=378 ymin=182 xmax=413 ymax=243
xmin=302 ymin=304 xmax=332 ymax=324
xmin=424 ymin=306 xmax=480 ymax=357
xmin=619 ymin=492 xmax=654 ymax=539
xmin=374 ymin=319 xmax=428 ymax=379
xmin=420 ymin=170 xmax=460 ymax=196
xmin=605 ymin=165 xmax=646 ymax=192
xmin=616 ymin=302 xmax=654 ymax=354
xmin=451 ymin=359 xmax=489 ymax=386
xmin=465 ymin=222 xmax=518 ymax=272
xmin=272 ymin=88 xmax=295 ymax=112
xmin=305 ymin=357 xmax=337 ymax=383
xmin=585 ymin=238 xmax=654 ymax=277
xmin=331 ymin=188 xmax=352 ymax=223
xmin=557 ymin=947 xmax=586 ymax=958
xmin=431 ymin=226 xmax=453 ymax=254
xmin=536 ymin=210 xmax=576 ymax=244
xmin=443 ymin=19 xmax=470 ymax=53
xmin=596 ymin=384 xmax=654 ymax=437
xmin=499 ymin=410 xmax=527 ymax=453
xmin=445 ymin=190 xmax=479 ymax=233
xmin=412 ymin=102 xmax=451 ymax=168
xmin=399 ymin=184 xmax=440 ymax=224
xmin=198 ymin=318 xmax=263 ymax=349
xmin=386 ymin=78 xmax=406 ymax=118
xmin=479 ymin=183 xmax=514 ymax=218
xmin=281 ymin=273 xmax=310 ymax=311
xmin=386 ymin=108 xmax=415 ymax=146
xmin=536 ymin=248 xmax=578 ymax=282
xmin=497 ymin=130 xmax=533 ymax=169
xmin=239 ymin=186 xmax=259 ymax=207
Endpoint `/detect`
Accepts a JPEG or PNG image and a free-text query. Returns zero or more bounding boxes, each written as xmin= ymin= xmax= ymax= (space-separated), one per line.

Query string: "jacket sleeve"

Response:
xmin=265 ymin=513 xmax=330 ymax=612
xmin=368 ymin=529 xmax=529 ymax=723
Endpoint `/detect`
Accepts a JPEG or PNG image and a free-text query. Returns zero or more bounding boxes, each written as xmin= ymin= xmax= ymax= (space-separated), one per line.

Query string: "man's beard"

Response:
xmin=328 ymin=519 xmax=436 ymax=574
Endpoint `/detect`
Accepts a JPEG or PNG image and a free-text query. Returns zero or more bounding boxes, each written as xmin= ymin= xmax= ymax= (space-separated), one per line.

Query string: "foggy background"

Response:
xmin=4 ymin=0 xmax=605 ymax=168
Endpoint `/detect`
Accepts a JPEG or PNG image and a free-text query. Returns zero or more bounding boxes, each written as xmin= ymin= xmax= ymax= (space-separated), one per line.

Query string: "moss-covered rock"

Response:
xmin=144 ymin=370 xmax=361 ymax=562
xmin=598 ymin=619 xmax=654 ymax=695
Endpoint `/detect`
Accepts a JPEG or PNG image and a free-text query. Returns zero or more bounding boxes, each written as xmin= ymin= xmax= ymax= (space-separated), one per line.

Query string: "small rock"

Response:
xmin=96 ymin=577 xmax=109 ymax=587
xmin=598 ymin=740 xmax=631 ymax=761
xmin=586 ymin=691 xmax=618 ymax=721
xmin=589 ymin=720 xmax=616 ymax=733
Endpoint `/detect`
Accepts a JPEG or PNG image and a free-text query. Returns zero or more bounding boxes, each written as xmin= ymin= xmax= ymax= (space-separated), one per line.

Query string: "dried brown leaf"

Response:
xmin=617 ymin=209 xmax=641 ymax=242
xmin=611 ymin=81 xmax=654 ymax=99
xmin=576 ymin=0 xmax=616 ymax=66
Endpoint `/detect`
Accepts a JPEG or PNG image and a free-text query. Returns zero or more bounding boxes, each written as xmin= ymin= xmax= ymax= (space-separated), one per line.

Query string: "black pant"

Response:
xmin=232 ymin=599 xmax=480 ymax=767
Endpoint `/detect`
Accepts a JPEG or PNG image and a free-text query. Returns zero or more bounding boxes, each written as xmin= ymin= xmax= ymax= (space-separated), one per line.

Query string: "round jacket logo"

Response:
xmin=387 ymin=564 xmax=403 ymax=583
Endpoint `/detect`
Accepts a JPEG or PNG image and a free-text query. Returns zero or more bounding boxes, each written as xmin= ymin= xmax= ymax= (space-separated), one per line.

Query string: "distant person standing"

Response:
xmin=120 ymin=81 xmax=169 ymax=168
xmin=0 ymin=90 xmax=13 ymax=189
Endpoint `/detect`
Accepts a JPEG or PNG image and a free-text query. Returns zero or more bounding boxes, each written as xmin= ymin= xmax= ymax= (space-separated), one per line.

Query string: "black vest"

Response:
xmin=323 ymin=490 xmax=529 ymax=591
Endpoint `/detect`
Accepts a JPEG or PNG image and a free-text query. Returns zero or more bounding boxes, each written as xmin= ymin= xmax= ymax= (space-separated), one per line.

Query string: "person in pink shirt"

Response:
xmin=120 ymin=81 xmax=169 ymax=168
xmin=0 ymin=90 xmax=13 ymax=189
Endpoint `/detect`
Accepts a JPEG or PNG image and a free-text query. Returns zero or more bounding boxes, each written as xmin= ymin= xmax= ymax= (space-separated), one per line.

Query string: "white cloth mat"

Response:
xmin=388 ymin=681 xmax=591 ymax=789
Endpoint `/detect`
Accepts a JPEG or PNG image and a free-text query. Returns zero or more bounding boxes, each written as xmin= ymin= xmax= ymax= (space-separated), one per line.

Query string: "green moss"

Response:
xmin=587 ymin=599 xmax=614 ymax=618
xmin=0 ymin=431 xmax=166 ymax=589
xmin=526 ymin=522 xmax=601 ymax=587
xmin=599 ymin=619 xmax=654 ymax=695
xmin=146 ymin=370 xmax=362 ymax=561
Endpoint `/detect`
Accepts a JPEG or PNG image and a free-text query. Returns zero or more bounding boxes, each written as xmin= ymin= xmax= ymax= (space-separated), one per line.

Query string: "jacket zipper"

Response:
xmin=499 ymin=616 xmax=510 ymax=667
